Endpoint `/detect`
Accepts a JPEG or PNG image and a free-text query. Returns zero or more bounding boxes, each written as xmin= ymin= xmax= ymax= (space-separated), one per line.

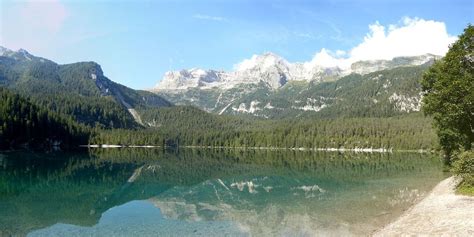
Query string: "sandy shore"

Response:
xmin=374 ymin=176 xmax=474 ymax=236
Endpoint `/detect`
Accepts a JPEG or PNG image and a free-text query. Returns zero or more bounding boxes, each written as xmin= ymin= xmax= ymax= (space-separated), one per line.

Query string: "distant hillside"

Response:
xmin=155 ymin=63 xmax=432 ymax=119
xmin=0 ymin=87 xmax=89 ymax=149
xmin=0 ymin=46 xmax=172 ymax=129
xmin=0 ymin=46 xmax=439 ymax=151
xmin=92 ymin=106 xmax=437 ymax=150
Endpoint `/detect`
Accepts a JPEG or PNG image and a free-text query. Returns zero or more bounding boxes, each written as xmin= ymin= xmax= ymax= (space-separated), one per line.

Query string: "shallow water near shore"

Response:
xmin=0 ymin=149 xmax=447 ymax=236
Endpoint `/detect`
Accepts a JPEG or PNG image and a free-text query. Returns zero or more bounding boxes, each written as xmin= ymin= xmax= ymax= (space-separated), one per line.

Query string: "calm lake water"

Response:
xmin=0 ymin=149 xmax=447 ymax=236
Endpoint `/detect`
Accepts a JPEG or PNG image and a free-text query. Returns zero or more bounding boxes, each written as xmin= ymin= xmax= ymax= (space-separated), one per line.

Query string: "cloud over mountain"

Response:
xmin=306 ymin=17 xmax=457 ymax=69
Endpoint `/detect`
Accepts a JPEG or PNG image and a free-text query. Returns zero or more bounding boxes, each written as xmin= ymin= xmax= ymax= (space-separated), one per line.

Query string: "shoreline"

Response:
xmin=81 ymin=144 xmax=431 ymax=153
xmin=374 ymin=176 xmax=474 ymax=236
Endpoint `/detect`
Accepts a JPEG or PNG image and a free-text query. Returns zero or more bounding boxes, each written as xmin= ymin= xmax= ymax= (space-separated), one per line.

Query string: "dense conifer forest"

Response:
xmin=91 ymin=106 xmax=437 ymax=150
xmin=0 ymin=87 xmax=89 ymax=149
xmin=0 ymin=87 xmax=437 ymax=150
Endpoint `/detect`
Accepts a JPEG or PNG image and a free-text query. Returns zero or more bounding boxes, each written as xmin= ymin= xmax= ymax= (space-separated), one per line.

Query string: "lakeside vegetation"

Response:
xmin=453 ymin=151 xmax=474 ymax=195
xmin=0 ymin=86 xmax=437 ymax=151
xmin=421 ymin=25 xmax=473 ymax=194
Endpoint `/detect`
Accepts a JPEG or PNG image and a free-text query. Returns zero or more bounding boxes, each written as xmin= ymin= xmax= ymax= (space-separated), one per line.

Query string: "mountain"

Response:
xmin=152 ymin=53 xmax=439 ymax=119
xmin=153 ymin=53 xmax=438 ymax=91
xmin=0 ymin=87 xmax=89 ymax=149
xmin=349 ymin=54 xmax=439 ymax=74
xmin=154 ymin=52 xmax=347 ymax=91
xmin=0 ymin=47 xmax=438 ymax=150
xmin=0 ymin=46 xmax=172 ymax=128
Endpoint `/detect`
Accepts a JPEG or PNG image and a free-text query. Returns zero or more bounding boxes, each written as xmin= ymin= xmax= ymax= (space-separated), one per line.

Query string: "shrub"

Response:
xmin=453 ymin=150 xmax=474 ymax=195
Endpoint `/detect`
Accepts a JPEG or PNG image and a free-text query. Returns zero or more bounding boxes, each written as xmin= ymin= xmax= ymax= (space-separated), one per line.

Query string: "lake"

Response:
xmin=0 ymin=149 xmax=447 ymax=236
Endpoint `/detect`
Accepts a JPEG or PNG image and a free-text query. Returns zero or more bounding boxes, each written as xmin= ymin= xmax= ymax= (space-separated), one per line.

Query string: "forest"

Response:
xmin=0 ymin=44 xmax=443 ymax=151
xmin=0 ymin=86 xmax=437 ymax=151
xmin=91 ymin=106 xmax=437 ymax=150
xmin=0 ymin=87 xmax=90 ymax=149
xmin=1 ymin=27 xmax=471 ymax=153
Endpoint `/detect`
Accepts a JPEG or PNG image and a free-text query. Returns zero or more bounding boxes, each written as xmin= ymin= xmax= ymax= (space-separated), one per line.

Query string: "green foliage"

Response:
xmin=421 ymin=25 xmax=474 ymax=160
xmin=0 ymin=87 xmax=90 ymax=149
xmin=0 ymin=55 xmax=171 ymax=129
xmin=28 ymin=93 xmax=135 ymax=129
xmin=452 ymin=151 xmax=474 ymax=196
xmin=92 ymin=106 xmax=437 ymax=150
xmin=456 ymin=183 xmax=474 ymax=196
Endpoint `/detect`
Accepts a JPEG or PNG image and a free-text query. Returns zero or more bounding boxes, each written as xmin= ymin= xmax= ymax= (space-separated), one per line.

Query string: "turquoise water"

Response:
xmin=0 ymin=149 xmax=447 ymax=236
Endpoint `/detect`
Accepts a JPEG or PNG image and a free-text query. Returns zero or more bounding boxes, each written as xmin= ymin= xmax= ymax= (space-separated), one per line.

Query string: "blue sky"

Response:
xmin=1 ymin=0 xmax=473 ymax=89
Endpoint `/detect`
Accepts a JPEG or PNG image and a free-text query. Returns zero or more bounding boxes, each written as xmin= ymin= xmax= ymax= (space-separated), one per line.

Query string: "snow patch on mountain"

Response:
xmin=230 ymin=181 xmax=258 ymax=194
xmin=389 ymin=93 xmax=422 ymax=112
xmin=351 ymin=54 xmax=440 ymax=75
xmin=292 ymin=104 xmax=327 ymax=112
xmin=232 ymin=101 xmax=261 ymax=114
xmin=156 ymin=68 xmax=223 ymax=90
xmin=264 ymin=102 xmax=274 ymax=109
xmin=218 ymin=101 xmax=235 ymax=115
xmin=291 ymin=97 xmax=330 ymax=112
xmin=18 ymin=49 xmax=32 ymax=61
xmin=0 ymin=47 xmax=37 ymax=61
xmin=0 ymin=46 xmax=14 ymax=57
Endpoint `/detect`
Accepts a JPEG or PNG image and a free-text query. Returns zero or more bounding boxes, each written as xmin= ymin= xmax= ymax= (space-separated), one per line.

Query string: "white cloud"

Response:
xmin=307 ymin=49 xmax=351 ymax=68
xmin=193 ymin=14 xmax=227 ymax=22
xmin=310 ymin=17 xmax=457 ymax=69
xmin=234 ymin=54 xmax=260 ymax=71
xmin=335 ymin=50 xmax=346 ymax=57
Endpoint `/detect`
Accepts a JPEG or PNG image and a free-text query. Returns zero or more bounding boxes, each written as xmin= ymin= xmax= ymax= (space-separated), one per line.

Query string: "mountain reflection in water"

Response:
xmin=0 ymin=149 xmax=447 ymax=236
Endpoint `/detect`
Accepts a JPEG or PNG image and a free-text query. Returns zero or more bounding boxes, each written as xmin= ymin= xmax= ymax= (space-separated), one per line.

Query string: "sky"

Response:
xmin=1 ymin=0 xmax=473 ymax=89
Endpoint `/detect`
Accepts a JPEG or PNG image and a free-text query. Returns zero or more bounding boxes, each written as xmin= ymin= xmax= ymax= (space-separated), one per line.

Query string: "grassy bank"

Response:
xmin=453 ymin=150 xmax=474 ymax=196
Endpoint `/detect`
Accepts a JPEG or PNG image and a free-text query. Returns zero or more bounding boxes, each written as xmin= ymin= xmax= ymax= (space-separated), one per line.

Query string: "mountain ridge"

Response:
xmin=0 ymin=46 xmax=172 ymax=128
xmin=153 ymin=61 xmax=433 ymax=119
xmin=153 ymin=52 xmax=440 ymax=91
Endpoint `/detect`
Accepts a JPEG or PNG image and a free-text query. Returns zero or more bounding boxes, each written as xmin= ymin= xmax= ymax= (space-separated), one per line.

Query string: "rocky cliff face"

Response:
xmin=153 ymin=53 xmax=439 ymax=91
xmin=152 ymin=53 xmax=436 ymax=119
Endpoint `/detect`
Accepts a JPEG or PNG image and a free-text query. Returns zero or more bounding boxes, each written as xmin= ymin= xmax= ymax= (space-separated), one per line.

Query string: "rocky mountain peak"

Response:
xmin=235 ymin=52 xmax=289 ymax=72
xmin=0 ymin=46 xmax=14 ymax=56
xmin=154 ymin=52 xmax=441 ymax=91
xmin=17 ymin=48 xmax=29 ymax=54
xmin=0 ymin=46 xmax=51 ymax=63
xmin=350 ymin=54 xmax=439 ymax=74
